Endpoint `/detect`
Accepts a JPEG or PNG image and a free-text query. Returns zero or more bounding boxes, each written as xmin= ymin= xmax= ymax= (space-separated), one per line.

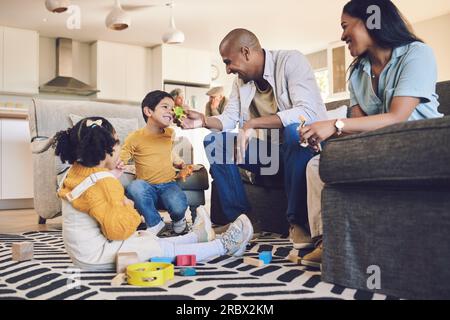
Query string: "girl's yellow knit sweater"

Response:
xmin=58 ymin=163 xmax=141 ymax=241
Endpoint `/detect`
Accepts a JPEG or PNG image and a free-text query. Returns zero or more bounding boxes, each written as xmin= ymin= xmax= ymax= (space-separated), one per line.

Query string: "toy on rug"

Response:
xmin=116 ymin=252 xmax=140 ymax=274
xmin=151 ymin=257 xmax=174 ymax=264
xmin=180 ymin=267 xmax=197 ymax=277
xmin=243 ymin=257 xmax=265 ymax=267
xmin=12 ymin=242 xmax=34 ymax=262
xmin=126 ymin=262 xmax=174 ymax=287
xmin=176 ymin=255 xmax=196 ymax=266
xmin=259 ymin=251 xmax=272 ymax=264
xmin=287 ymin=249 xmax=301 ymax=264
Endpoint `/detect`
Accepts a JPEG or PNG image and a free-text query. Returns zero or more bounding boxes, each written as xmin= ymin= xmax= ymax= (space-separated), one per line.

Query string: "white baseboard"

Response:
xmin=0 ymin=199 xmax=34 ymax=210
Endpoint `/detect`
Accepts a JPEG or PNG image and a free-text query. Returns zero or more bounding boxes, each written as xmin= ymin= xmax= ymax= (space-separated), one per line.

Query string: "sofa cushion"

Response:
xmin=320 ymin=116 xmax=450 ymax=187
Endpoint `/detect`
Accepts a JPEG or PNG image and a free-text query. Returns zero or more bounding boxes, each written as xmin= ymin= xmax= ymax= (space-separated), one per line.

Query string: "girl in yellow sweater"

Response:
xmin=55 ymin=116 xmax=253 ymax=270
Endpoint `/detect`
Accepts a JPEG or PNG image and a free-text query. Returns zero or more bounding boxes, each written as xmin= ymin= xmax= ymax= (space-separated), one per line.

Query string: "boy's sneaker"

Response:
xmin=191 ymin=207 xmax=215 ymax=242
xmin=147 ymin=220 xmax=166 ymax=236
xmin=173 ymin=218 xmax=188 ymax=234
xmin=220 ymin=214 xmax=253 ymax=257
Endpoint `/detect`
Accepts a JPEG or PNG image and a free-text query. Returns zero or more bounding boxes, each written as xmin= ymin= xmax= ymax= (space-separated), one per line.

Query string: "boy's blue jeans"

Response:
xmin=203 ymin=124 xmax=315 ymax=227
xmin=125 ymin=180 xmax=188 ymax=227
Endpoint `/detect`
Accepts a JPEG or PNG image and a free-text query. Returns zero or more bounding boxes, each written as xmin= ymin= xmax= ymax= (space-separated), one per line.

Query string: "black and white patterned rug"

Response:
xmin=0 ymin=231 xmax=388 ymax=300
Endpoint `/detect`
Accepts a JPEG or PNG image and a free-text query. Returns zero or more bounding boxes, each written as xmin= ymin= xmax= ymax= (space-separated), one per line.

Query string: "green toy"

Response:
xmin=173 ymin=106 xmax=187 ymax=122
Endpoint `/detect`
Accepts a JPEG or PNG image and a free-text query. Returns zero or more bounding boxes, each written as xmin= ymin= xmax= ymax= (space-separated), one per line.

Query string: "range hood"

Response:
xmin=40 ymin=38 xmax=99 ymax=96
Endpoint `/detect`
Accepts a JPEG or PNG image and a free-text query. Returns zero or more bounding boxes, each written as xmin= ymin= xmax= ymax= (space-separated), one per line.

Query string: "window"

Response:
xmin=314 ymin=68 xmax=330 ymax=100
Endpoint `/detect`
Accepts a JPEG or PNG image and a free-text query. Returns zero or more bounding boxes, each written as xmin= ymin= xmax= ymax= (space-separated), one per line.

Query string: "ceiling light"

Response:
xmin=162 ymin=2 xmax=184 ymax=44
xmin=45 ymin=0 xmax=70 ymax=13
xmin=105 ymin=0 xmax=131 ymax=31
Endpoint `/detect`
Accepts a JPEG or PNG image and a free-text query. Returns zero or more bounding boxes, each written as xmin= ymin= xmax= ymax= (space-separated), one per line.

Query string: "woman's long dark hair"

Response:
xmin=344 ymin=0 xmax=423 ymax=72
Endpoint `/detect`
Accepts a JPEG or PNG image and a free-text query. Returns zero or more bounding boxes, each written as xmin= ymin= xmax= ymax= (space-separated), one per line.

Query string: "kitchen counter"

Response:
xmin=0 ymin=107 xmax=28 ymax=119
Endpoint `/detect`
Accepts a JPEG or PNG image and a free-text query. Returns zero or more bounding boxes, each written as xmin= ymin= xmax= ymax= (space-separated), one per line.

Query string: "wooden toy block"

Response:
xmin=116 ymin=252 xmax=140 ymax=274
xmin=12 ymin=242 xmax=34 ymax=262
xmin=151 ymin=257 xmax=174 ymax=264
xmin=176 ymin=255 xmax=196 ymax=266
xmin=180 ymin=268 xmax=197 ymax=277
xmin=287 ymin=249 xmax=301 ymax=264
xmin=259 ymin=251 xmax=272 ymax=264
xmin=111 ymin=273 xmax=127 ymax=287
xmin=288 ymin=254 xmax=301 ymax=264
xmin=243 ymin=257 xmax=264 ymax=267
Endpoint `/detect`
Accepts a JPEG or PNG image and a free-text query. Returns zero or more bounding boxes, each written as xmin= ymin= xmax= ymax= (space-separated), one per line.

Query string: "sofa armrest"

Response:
xmin=320 ymin=117 xmax=450 ymax=187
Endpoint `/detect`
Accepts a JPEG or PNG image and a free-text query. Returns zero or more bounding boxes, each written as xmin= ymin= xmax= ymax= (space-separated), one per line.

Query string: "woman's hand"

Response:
xmin=299 ymin=120 xmax=337 ymax=150
xmin=110 ymin=160 xmax=126 ymax=179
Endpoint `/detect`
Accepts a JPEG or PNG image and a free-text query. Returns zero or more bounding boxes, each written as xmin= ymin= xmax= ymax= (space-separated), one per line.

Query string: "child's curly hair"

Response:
xmin=53 ymin=117 xmax=119 ymax=167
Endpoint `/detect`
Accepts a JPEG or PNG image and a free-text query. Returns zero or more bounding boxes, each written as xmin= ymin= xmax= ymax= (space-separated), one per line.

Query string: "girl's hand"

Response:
xmin=123 ymin=197 xmax=134 ymax=207
xmin=110 ymin=160 xmax=126 ymax=179
xmin=299 ymin=120 xmax=337 ymax=149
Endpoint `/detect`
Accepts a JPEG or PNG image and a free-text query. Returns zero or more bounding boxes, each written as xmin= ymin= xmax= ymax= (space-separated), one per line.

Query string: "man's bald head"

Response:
xmin=219 ymin=28 xmax=262 ymax=54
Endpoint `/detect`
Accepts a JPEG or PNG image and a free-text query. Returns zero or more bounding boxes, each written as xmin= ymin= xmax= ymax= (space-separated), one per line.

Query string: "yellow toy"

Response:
xmin=126 ymin=262 xmax=174 ymax=287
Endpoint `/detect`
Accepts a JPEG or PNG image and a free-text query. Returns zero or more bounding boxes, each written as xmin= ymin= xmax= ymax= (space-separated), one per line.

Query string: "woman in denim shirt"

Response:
xmin=299 ymin=0 xmax=443 ymax=268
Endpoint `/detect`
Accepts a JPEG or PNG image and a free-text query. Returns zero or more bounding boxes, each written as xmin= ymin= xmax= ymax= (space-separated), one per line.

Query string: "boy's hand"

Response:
xmin=110 ymin=160 xmax=126 ymax=178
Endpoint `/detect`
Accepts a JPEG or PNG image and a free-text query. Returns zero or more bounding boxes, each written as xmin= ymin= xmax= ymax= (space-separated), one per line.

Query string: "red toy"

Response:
xmin=176 ymin=255 xmax=196 ymax=266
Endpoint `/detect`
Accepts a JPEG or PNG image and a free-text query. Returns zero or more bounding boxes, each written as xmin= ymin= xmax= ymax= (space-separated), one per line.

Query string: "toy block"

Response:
xmin=180 ymin=268 xmax=197 ymax=277
xmin=288 ymin=254 xmax=301 ymax=264
xmin=12 ymin=242 xmax=34 ymax=262
xmin=151 ymin=257 xmax=174 ymax=264
xmin=116 ymin=252 xmax=140 ymax=274
xmin=176 ymin=255 xmax=196 ymax=266
xmin=259 ymin=251 xmax=272 ymax=264
xmin=111 ymin=273 xmax=127 ymax=287
xmin=243 ymin=257 xmax=264 ymax=267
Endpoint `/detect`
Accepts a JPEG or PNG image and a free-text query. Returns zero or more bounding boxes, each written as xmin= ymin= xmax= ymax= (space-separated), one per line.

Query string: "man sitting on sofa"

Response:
xmin=181 ymin=28 xmax=327 ymax=248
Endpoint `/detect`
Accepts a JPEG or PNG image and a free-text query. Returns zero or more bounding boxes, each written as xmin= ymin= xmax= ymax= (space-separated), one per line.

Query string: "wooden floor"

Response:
xmin=0 ymin=209 xmax=62 ymax=234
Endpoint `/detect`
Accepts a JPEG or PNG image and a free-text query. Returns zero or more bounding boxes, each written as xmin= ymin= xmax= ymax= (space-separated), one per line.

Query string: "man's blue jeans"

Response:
xmin=125 ymin=180 xmax=188 ymax=227
xmin=203 ymin=124 xmax=315 ymax=227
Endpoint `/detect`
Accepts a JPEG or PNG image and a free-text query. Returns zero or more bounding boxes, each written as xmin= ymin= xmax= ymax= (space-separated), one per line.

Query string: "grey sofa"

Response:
xmin=320 ymin=81 xmax=450 ymax=300
xmin=28 ymin=98 xmax=209 ymax=224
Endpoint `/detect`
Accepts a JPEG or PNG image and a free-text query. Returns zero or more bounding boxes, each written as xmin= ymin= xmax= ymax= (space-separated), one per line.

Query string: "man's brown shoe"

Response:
xmin=289 ymin=224 xmax=314 ymax=249
xmin=301 ymin=239 xmax=323 ymax=269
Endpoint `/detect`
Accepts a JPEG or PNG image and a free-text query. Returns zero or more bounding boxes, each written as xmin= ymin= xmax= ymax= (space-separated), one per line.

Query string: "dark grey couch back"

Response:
xmin=325 ymin=80 xmax=450 ymax=116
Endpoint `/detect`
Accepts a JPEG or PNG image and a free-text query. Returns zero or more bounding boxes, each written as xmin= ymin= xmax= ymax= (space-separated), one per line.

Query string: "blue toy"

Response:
xmin=151 ymin=257 xmax=174 ymax=264
xmin=259 ymin=251 xmax=272 ymax=264
xmin=180 ymin=267 xmax=197 ymax=276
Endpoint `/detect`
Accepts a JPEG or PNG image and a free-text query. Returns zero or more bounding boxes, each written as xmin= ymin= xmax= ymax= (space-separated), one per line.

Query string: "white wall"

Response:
xmin=413 ymin=13 xmax=450 ymax=81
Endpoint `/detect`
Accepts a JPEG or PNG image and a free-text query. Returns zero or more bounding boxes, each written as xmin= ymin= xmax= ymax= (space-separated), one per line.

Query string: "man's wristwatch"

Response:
xmin=334 ymin=119 xmax=345 ymax=136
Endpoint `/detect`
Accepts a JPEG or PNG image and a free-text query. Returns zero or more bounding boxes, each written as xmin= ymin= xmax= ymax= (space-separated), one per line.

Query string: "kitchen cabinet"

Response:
xmin=0 ymin=26 xmax=39 ymax=95
xmin=152 ymin=45 xmax=211 ymax=89
xmin=91 ymin=41 xmax=149 ymax=103
xmin=0 ymin=118 xmax=34 ymax=200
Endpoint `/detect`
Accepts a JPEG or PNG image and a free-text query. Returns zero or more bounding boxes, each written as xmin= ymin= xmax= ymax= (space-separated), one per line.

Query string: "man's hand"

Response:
xmin=180 ymin=110 xmax=205 ymax=129
xmin=237 ymin=121 xmax=256 ymax=164
xmin=110 ymin=160 xmax=126 ymax=179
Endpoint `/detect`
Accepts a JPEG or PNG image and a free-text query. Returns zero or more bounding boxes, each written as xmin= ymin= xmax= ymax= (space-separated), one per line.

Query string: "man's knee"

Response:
xmin=283 ymin=123 xmax=301 ymax=146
